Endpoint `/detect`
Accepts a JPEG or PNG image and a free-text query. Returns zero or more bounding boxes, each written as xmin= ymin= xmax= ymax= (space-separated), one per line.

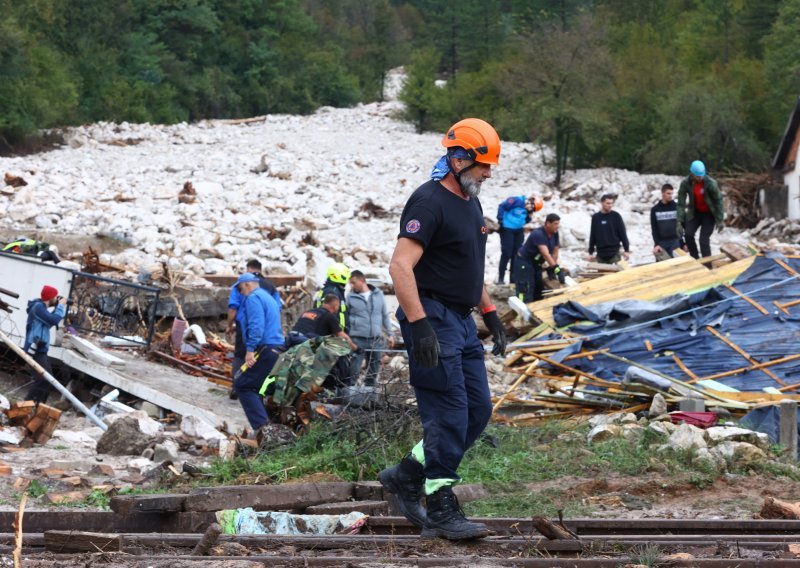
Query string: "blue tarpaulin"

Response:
xmin=545 ymin=254 xmax=800 ymax=392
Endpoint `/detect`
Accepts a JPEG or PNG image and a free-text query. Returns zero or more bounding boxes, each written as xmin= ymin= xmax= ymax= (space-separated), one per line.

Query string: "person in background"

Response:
xmin=314 ymin=263 xmax=350 ymax=332
xmin=588 ymin=193 xmax=630 ymax=264
xmin=379 ymin=118 xmax=506 ymax=541
xmin=225 ymin=259 xmax=281 ymax=397
xmin=512 ymin=213 xmax=562 ymax=302
xmin=23 ymin=285 xmax=67 ymax=404
xmin=232 ymin=273 xmax=284 ymax=434
xmin=677 ymin=160 xmax=724 ymax=259
xmin=495 ymin=195 xmax=542 ymax=284
xmin=650 ymin=183 xmax=685 ymax=261
xmin=346 ymin=270 xmax=394 ymax=386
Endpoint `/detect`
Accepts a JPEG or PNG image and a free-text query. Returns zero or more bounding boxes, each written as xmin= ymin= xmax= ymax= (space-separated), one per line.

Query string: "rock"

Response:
xmin=0 ymin=394 xmax=9 ymax=411
xmin=705 ymin=426 xmax=770 ymax=450
xmin=181 ymin=415 xmax=226 ymax=442
xmin=648 ymin=393 xmax=667 ymax=418
xmin=96 ymin=416 xmax=157 ymax=456
xmin=588 ymin=424 xmax=621 ymax=444
xmin=0 ymin=426 xmax=26 ymax=445
xmin=52 ymin=429 xmax=97 ymax=446
xmin=88 ymin=464 xmax=115 ymax=477
xmin=693 ymin=447 xmax=726 ymax=472
xmin=711 ymin=441 xmax=767 ymax=467
xmin=104 ymin=410 xmax=163 ymax=436
xmin=139 ymin=402 xmax=163 ymax=419
xmin=663 ymin=423 xmax=707 ymax=452
xmin=620 ymin=424 xmax=645 ymax=442
xmin=648 ymin=421 xmax=677 ymax=437
xmin=588 ymin=412 xmax=636 ymax=428
xmin=153 ymin=440 xmax=180 ymax=463
xmin=127 ymin=457 xmax=154 ymax=472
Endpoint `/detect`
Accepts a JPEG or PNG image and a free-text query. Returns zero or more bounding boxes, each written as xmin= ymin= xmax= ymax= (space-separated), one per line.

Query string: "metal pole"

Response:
xmin=0 ymin=329 xmax=108 ymax=430
xmin=780 ymin=400 xmax=798 ymax=462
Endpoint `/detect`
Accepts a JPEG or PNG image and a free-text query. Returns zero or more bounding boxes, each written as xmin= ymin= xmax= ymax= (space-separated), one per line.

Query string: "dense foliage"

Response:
xmin=1 ymin=0 xmax=798 ymax=176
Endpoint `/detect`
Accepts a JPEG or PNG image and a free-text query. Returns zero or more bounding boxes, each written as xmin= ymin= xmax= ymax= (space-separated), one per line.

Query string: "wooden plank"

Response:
xmin=44 ymin=530 xmax=122 ymax=553
xmin=305 ymin=500 xmax=389 ymax=515
xmin=109 ymin=494 xmax=187 ymax=515
xmin=202 ymin=274 xmax=303 ymax=288
xmin=0 ymin=511 xmax=214 ymax=534
xmin=700 ymin=353 xmax=800 ymax=384
xmin=705 ymin=326 xmax=786 ymax=386
xmin=64 ymin=335 xmax=126 ymax=368
xmin=184 ymin=482 xmax=355 ymax=512
xmin=724 ymin=284 xmax=769 ymax=316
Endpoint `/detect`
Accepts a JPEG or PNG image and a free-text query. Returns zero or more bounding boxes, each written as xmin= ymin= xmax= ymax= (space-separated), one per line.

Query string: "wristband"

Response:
xmin=480 ymin=305 xmax=497 ymax=315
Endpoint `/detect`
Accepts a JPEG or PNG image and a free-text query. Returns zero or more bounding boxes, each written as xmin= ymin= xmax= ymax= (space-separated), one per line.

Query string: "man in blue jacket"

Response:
xmin=225 ymin=259 xmax=282 ymax=397
xmin=496 ymin=195 xmax=541 ymax=284
xmin=24 ymin=285 xmax=67 ymax=404
xmin=232 ymin=273 xmax=284 ymax=433
xmin=346 ymin=270 xmax=394 ymax=386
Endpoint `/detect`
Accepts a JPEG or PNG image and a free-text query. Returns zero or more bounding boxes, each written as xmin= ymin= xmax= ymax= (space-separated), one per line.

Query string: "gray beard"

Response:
xmin=461 ymin=176 xmax=481 ymax=197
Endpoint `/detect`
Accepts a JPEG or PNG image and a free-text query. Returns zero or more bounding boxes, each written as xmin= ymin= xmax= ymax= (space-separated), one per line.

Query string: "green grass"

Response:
xmin=190 ymin=417 xmax=790 ymax=518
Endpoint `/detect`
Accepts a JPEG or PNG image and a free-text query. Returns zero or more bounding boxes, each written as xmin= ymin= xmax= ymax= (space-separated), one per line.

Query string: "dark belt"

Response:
xmin=418 ymin=290 xmax=473 ymax=318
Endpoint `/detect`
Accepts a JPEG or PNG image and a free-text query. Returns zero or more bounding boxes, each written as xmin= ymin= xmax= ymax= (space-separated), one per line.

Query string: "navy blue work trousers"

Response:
xmin=398 ymin=298 xmax=492 ymax=481
xmin=498 ymin=229 xmax=524 ymax=282
xmin=234 ymin=344 xmax=283 ymax=429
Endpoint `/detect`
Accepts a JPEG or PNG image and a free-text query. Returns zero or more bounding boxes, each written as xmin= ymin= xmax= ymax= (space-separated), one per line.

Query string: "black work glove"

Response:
xmin=482 ymin=310 xmax=507 ymax=356
xmin=410 ymin=317 xmax=440 ymax=368
xmin=552 ymin=264 xmax=566 ymax=284
xmin=676 ymin=222 xmax=684 ymax=239
xmin=715 ymin=220 xmax=725 ymax=233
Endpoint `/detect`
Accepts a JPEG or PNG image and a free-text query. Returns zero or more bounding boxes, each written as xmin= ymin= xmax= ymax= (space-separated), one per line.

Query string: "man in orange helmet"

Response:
xmin=495 ymin=195 xmax=542 ymax=284
xmin=379 ymin=118 xmax=506 ymax=540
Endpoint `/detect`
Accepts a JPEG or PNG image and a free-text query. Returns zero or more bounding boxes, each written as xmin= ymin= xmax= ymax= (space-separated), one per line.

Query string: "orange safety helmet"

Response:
xmin=442 ymin=118 xmax=501 ymax=166
xmin=529 ymin=196 xmax=544 ymax=212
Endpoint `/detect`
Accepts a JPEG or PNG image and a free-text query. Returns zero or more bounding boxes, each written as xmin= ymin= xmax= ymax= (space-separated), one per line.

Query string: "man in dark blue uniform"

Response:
xmin=512 ymin=213 xmax=562 ymax=302
xmin=378 ymin=118 xmax=507 ymax=540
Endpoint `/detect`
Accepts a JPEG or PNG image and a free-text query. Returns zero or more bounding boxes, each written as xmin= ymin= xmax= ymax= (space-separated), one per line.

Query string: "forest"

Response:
xmin=1 ymin=0 xmax=798 ymax=176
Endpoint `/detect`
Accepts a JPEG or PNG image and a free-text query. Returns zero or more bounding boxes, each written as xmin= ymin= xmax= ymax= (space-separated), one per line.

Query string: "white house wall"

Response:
xmin=786 ymin=169 xmax=800 ymax=220
xmin=0 ymin=252 xmax=73 ymax=347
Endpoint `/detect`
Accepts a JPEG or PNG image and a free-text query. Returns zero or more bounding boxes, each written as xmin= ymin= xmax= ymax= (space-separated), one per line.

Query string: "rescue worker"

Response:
xmin=2 ymin=238 xmax=60 ymax=263
xmin=650 ymin=184 xmax=685 ymax=261
xmin=379 ymin=118 xmax=507 ymax=541
xmin=677 ymin=160 xmax=724 ymax=259
xmin=314 ymin=263 xmax=350 ymax=333
xmin=512 ymin=213 xmax=562 ymax=302
xmin=495 ymin=195 xmax=542 ymax=284
xmin=232 ymin=273 xmax=284 ymax=433
xmin=346 ymin=270 xmax=394 ymax=386
xmin=289 ymin=294 xmax=357 ymax=390
xmin=23 ymin=286 xmax=67 ymax=404
xmin=588 ymin=194 xmax=630 ymax=264
xmin=225 ymin=259 xmax=281 ymax=398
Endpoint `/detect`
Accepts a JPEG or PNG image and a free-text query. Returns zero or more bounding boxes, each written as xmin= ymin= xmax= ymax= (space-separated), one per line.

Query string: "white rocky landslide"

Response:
xmin=0 ymin=74 xmax=750 ymax=286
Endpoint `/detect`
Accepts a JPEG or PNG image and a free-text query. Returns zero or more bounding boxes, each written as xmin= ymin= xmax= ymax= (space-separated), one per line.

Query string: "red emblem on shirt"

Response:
xmin=406 ymin=219 xmax=421 ymax=233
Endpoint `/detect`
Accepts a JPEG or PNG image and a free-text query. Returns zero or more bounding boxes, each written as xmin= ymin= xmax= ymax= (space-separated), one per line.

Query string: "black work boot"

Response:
xmin=421 ymin=486 xmax=489 ymax=540
xmin=378 ymin=456 xmax=426 ymax=528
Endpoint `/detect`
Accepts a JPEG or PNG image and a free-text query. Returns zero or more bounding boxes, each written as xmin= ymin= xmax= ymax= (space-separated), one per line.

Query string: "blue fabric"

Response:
xmin=241 ymin=288 xmax=284 ymax=352
xmin=24 ymin=300 xmax=65 ymax=353
xmin=430 ymin=149 xmax=472 ymax=181
xmin=397 ymin=297 xmax=492 ymax=481
xmin=229 ymin=277 xmax=282 ymax=322
xmin=235 ymin=344 xmax=282 ymax=429
xmin=544 ymin=255 xmax=800 ymax=391
xmin=519 ymin=227 xmax=559 ymax=264
xmin=497 ymin=196 xmax=529 ymax=230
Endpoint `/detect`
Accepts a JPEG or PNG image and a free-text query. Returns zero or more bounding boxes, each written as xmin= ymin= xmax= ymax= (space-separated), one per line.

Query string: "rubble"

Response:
xmin=96 ymin=415 xmax=159 ymax=456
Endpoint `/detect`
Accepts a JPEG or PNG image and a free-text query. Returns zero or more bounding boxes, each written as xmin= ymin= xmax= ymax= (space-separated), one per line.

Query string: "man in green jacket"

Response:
xmin=676 ymin=160 xmax=724 ymax=259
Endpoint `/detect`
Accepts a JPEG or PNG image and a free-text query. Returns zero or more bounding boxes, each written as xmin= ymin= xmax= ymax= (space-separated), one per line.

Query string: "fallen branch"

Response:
xmin=13 ymin=492 xmax=26 ymax=568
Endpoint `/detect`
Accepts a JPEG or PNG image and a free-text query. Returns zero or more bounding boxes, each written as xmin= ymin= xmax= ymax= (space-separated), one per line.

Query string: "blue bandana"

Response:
xmin=430 ymin=148 xmax=471 ymax=181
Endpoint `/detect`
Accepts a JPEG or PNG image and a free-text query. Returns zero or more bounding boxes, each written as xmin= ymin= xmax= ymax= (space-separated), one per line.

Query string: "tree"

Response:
xmin=501 ymin=13 xmax=616 ymax=183
xmin=644 ymin=82 xmax=766 ymax=173
xmin=399 ymin=47 xmax=442 ymax=133
xmin=764 ymin=0 xmax=800 ymax=139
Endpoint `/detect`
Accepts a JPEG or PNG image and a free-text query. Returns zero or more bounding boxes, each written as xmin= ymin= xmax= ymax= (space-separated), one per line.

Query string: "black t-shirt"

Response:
xmin=398 ymin=179 xmax=487 ymax=308
xmin=292 ymin=307 xmax=341 ymax=337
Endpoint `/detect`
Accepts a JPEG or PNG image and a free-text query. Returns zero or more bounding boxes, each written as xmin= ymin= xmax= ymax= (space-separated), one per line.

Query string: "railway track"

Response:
xmin=5 ymin=513 xmax=800 ymax=566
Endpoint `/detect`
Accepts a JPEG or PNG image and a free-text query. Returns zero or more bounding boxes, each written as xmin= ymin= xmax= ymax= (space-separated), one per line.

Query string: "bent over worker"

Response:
xmin=512 ymin=213 xmax=562 ymax=302
xmin=379 ymin=118 xmax=507 ymax=541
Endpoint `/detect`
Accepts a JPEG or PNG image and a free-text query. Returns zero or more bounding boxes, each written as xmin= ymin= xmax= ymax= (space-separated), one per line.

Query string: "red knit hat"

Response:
xmin=41 ymin=285 xmax=58 ymax=302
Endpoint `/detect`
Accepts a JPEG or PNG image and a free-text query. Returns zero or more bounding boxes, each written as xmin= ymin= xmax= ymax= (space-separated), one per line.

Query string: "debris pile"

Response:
xmin=4 ymin=401 xmax=62 ymax=445
xmin=494 ymin=248 xmax=800 ymax=425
